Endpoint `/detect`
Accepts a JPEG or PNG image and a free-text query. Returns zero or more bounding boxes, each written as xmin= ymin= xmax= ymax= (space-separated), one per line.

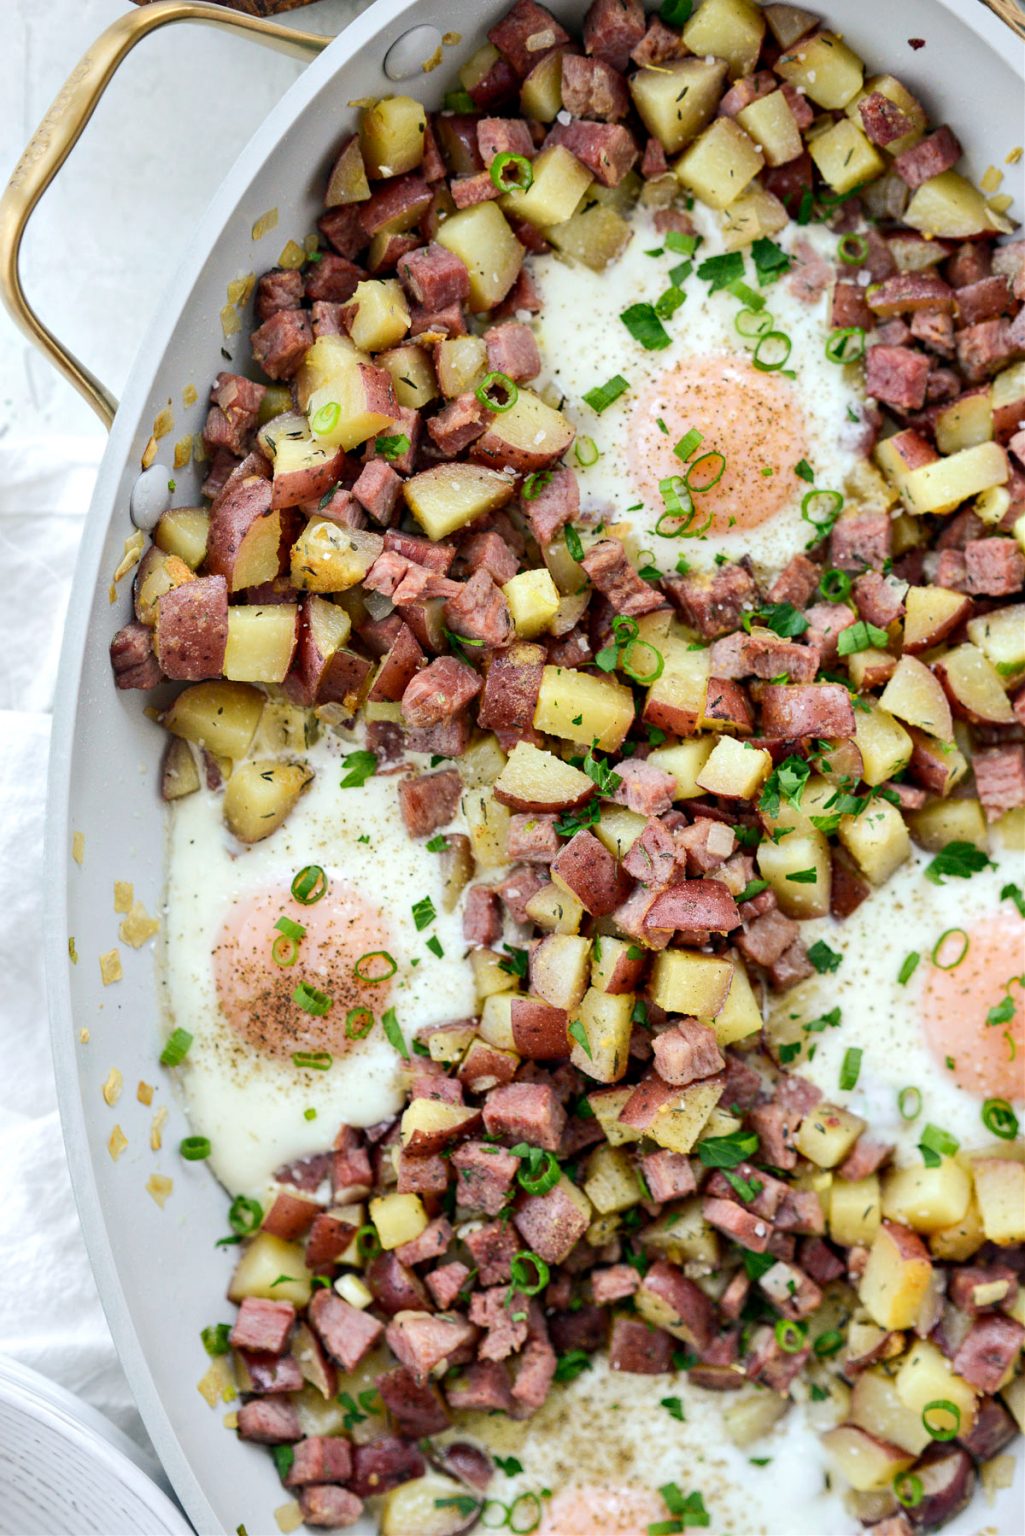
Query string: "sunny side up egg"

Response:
xmin=768 ymin=841 xmax=1025 ymax=1161
xmin=160 ymin=731 xmax=475 ymax=1198
xmin=532 ymin=206 xmax=869 ymax=578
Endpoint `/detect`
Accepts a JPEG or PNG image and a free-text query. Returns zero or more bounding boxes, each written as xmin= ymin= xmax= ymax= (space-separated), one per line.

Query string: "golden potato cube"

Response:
xmin=1002 ymin=1374 xmax=1025 ymax=1433
xmin=845 ymin=74 xmax=925 ymax=157
xmin=547 ymin=205 xmax=632 ymax=272
xmin=462 ymin=786 xmax=510 ymax=870
xmin=646 ymin=738 xmax=716 ymax=798
xmin=458 ymin=733 xmax=507 ymax=789
xmin=223 ymin=606 xmax=298 ymax=684
xmin=584 ymin=1144 xmax=641 ymax=1214
xmin=973 ymin=1157 xmax=1025 ymax=1245
xmin=629 ymin=58 xmax=728 ymax=155
xmin=325 ymin=135 xmax=370 ymax=208
xmin=291 ymin=519 xmax=381 ymax=594
xmin=763 ymin=3 xmax=819 ymax=47
xmin=830 ymin=1175 xmax=882 ymax=1247
xmin=776 ymin=32 xmax=864 ymax=109
xmin=161 ymin=680 xmax=264 ymax=761
xmin=648 ymin=1077 xmax=724 ymax=1154
xmin=503 ymin=568 xmax=560 ymax=638
xmin=154 ymin=506 xmax=209 ymax=568
xmin=935 ymin=391 xmax=994 ymax=455
xmin=935 ymin=642 xmax=1015 ymax=725
xmin=520 ymin=46 xmax=565 ymax=121
xmin=344 ymin=279 xmax=410 ymax=352
xmin=896 ymin=1340 xmax=978 ymax=1432
xmin=900 ymin=440 xmax=1009 ymax=516
xmin=839 ymin=798 xmax=911 ymax=885
xmin=682 ymin=0 xmax=765 ymax=77
xmin=502 ymin=144 xmax=592 ymax=228
xmin=404 ymin=462 xmax=514 ymax=541
xmin=534 ymin=664 xmax=635 ymax=752
xmin=905 ymin=172 xmax=1000 ymax=239
xmin=906 ymin=796 xmax=988 ymax=854
xmin=675 ymin=118 xmax=763 ymax=210
xmin=569 ymin=988 xmax=634 ymax=1083
xmin=820 ymin=1426 xmax=914 ymax=1493
xmin=530 ymin=934 xmax=591 ymax=1011
xmin=794 ymin=1104 xmax=866 ymax=1169
xmin=640 ymin=1198 xmax=719 ymax=1266
xmin=878 ymin=655 xmax=953 ymax=742
xmin=223 ymin=759 xmax=312 ymax=843
xmin=369 ymin=1192 xmax=428 ymax=1251
xmin=474 ymin=387 xmax=574 ymax=474
xmin=850 ymin=1369 xmax=931 ymax=1456
xmin=295 ymin=333 xmax=363 ymax=412
xmin=435 ymin=202 xmax=524 ymax=311
xmin=859 ymin=1222 xmax=933 ymax=1329
xmin=854 ymin=701 xmax=915 ymax=785
xmin=719 ymin=183 xmax=789 ymax=249
xmin=644 ymin=642 xmax=710 ymax=738
xmin=591 ymin=805 xmax=645 ymax=863
xmin=882 ymin=1158 xmax=971 ymax=1235
xmin=524 ymin=882 xmax=584 ymax=934
xmin=710 ymin=954 xmax=762 ymax=1046
xmin=589 ymin=1086 xmax=644 ymax=1147
xmin=736 ymin=90 xmax=803 ymax=167
xmin=810 ymin=119 xmax=885 ymax=196
xmin=434 ymin=335 xmax=487 ymax=398
xmin=650 ymin=950 xmax=733 ymax=1017
xmin=723 ymin=1393 xmax=789 ymax=1449
xmin=756 ymin=829 xmax=831 ymax=918
xmin=929 ymin=1189 xmax=986 ymax=1262
xmin=478 ymin=992 xmax=516 ymax=1051
xmin=161 ymin=737 xmax=200 ymax=801
xmin=590 ymin=935 xmax=644 ymax=996
xmin=967 ymin=602 xmax=1025 ymax=679
xmin=359 ymin=95 xmax=426 ymax=179
xmin=425 ymin=1021 xmax=477 ymax=1064
xmin=696 ymin=735 xmax=773 ymax=799
xmin=228 ymin=1232 xmax=311 ymax=1307
xmin=470 ymin=947 xmax=519 ymax=1001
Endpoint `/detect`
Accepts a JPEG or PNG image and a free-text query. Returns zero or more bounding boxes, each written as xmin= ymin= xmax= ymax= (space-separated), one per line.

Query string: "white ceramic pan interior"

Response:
xmin=44 ymin=1 xmax=1025 ymax=1532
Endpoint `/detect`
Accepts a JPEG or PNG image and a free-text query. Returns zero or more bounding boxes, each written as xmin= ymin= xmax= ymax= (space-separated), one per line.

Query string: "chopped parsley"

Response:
xmin=924 ymin=841 xmax=994 ymax=885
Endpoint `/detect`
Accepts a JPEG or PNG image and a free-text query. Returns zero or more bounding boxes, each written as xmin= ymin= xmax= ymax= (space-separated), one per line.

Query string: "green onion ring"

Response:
xmin=775 ymin=1318 xmax=806 ymax=1354
xmin=982 ymin=1098 xmax=1019 ymax=1140
xmin=752 ymin=330 xmax=792 ymax=372
xmin=574 ymin=435 xmax=600 ymax=467
xmin=922 ymin=1400 xmax=961 ymax=1441
xmin=180 ymin=1136 xmax=212 ymax=1161
xmin=508 ymin=1493 xmax=543 ymax=1534
xmin=271 ymin=934 xmax=299 ymax=968
xmin=228 ymin=1195 xmax=263 ymax=1234
xmin=353 ymin=950 xmax=398 ymax=984
xmin=801 ymin=489 xmax=844 ymax=532
xmin=355 ymin=1224 xmax=381 ymax=1260
xmin=516 ymin=1150 xmax=561 ymax=1196
xmin=292 ymin=1050 xmax=333 ymax=1071
xmin=510 ymin=1250 xmax=550 ymax=1295
xmin=819 ymin=568 xmax=852 ymax=603
xmin=622 ymin=639 xmax=665 ymax=685
xmin=931 ymin=928 xmax=969 ymax=970
xmin=310 ymin=401 xmax=340 ymax=435
xmin=490 ymin=151 xmax=533 ymax=194
xmin=898 ymin=1085 xmax=922 ymax=1122
xmin=476 ymin=371 xmax=518 ymax=413
xmin=838 ymin=233 xmax=869 ymax=265
xmin=291 ymin=865 xmax=328 ymax=905
xmin=894 ymin=1472 xmax=923 ymax=1509
xmin=345 ymin=1006 xmax=375 ymax=1041
xmin=825 ymin=327 xmax=866 ymax=363
xmin=735 ymin=306 xmax=774 ymax=339
xmin=685 ymin=450 xmax=726 ymax=494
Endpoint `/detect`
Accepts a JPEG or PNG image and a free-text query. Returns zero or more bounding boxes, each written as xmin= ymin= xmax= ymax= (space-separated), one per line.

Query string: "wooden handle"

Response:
xmin=130 ymin=0 xmax=324 ymax=13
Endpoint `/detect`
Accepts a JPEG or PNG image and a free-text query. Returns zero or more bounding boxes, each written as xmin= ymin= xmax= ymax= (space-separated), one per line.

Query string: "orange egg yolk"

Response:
xmin=921 ymin=911 xmax=1025 ymax=1101
xmin=541 ymin=1486 xmax=665 ymax=1535
xmin=627 ymin=354 xmax=807 ymax=534
xmin=213 ymin=882 xmax=394 ymax=1058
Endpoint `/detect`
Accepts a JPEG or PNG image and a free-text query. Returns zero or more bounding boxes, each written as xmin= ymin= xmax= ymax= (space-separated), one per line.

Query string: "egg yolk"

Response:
xmin=213 ymin=882 xmax=394 ymax=1058
xmin=541 ymin=1486 xmax=664 ymax=1535
xmin=627 ymin=354 xmax=807 ymax=534
xmin=921 ymin=911 xmax=1025 ymax=1100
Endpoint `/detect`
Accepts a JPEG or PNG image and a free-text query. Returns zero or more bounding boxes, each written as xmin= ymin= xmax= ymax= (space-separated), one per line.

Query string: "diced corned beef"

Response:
xmin=858 ymin=90 xmax=915 ymax=146
xmin=608 ymin=1315 xmax=674 ymax=1374
xmin=522 ymin=465 xmax=580 ymax=545
xmin=410 ymin=300 xmax=467 ymax=337
xmin=584 ymin=0 xmax=646 ymax=69
xmin=511 ymin=1314 xmax=557 ymax=1412
xmin=451 ymin=1140 xmax=519 ymax=1215
xmin=444 ymin=569 xmax=513 ymax=647
xmin=238 ymin=1350 xmax=303 ymax=1394
xmin=747 ymin=1102 xmax=798 ymax=1170
xmin=745 ymin=1324 xmax=810 ymax=1393
xmin=722 ymin=1050 xmax=763 ymax=1111
xmin=154 ymin=576 xmax=229 ymax=682
xmin=867 ymin=272 xmax=955 ymax=318
xmin=561 ymin=54 xmax=630 ymax=121
xmin=428 ymin=393 xmax=490 ymax=456
xmin=641 ymin=137 xmax=668 ymax=178
xmin=250 ymin=308 xmax=313 ymax=380
xmin=463 ymin=886 xmax=503 ymax=948
xmin=311 ymin=300 xmax=346 ymax=337
xmin=395 ymin=1216 xmax=453 ymax=1269
xmin=759 ymin=1259 xmax=823 ymax=1320
xmin=854 ymin=570 xmax=906 ymax=628
xmin=284 ymin=1436 xmax=353 ymax=1487
xmin=446 ymin=1360 xmax=515 ymax=1413
xmin=352 ymin=458 xmax=402 ymax=527
xmin=464 ymin=1220 xmax=521 ymax=1286
xmin=591 ymin=1264 xmax=641 ymax=1304
xmin=973 ymin=744 xmax=1025 ymax=819
xmin=384 ymin=529 xmax=455 ymax=573
xmin=471 ymin=1287 xmax=530 ymax=1361
xmin=551 ymin=829 xmax=631 ymax=916
xmin=513 ymin=1181 xmax=590 ymax=1265
xmin=483 ymin=1081 xmax=566 ymax=1151
xmin=461 ymin=529 xmax=519 ymax=587
xmin=718 ymin=70 xmax=775 ymax=118
xmin=318 ymin=204 xmax=366 ymax=261
xmin=256 ymin=269 xmax=303 ymax=320
xmin=609 ymin=759 xmax=675 ymax=817
xmin=622 ymin=817 xmax=677 ymax=887
xmin=110 ymin=622 xmax=163 ymax=690
xmin=349 ymin=1436 xmax=427 ymax=1498
xmin=959 ymin=1395 xmax=1019 ymax=1462
xmin=485 ymin=321 xmax=541 ymax=383
xmin=359 ymin=175 xmax=432 ymax=240
xmin=893 ymin=125 xmax=962 ymax=188
xmin=956 ymin=274 xmax=1014 ymax=327
xmin=760 ymin=682 xmax=856 ymax=739
xmin=957 ymin=317 xmax=1020 ymax=381
xmin=652 ymin=1018 xmax=724 ymax=1087
xmin=495 ymin=865 xmax=547 ymax=924
xmin=401 ymin=657 xmax=482 ymax=727
xmin=206 ymin=371 xmax=266 ymax=454
xmin=800 ymin=1237 xmax=847 ymax=1287
xmin=377 ymin=1366 xmax=450 ymax=1436
xmin=478 ymin=643 xmax=545 ymax=735
xmin=305 ymin=252 xmax=362 ymax=305
xmin=952 ymin=1314 xmax=1025 ymax=1393
xmin=385 ymin=1311 xmax=479 ymax=1385
xmin=788 ymin=239 xmax=832 ymax=305
xmin=838 ymin=1137 xmax=894 ymax=1182
xmin=768 ymin=940 xmax=814 ymax=992
xmin=644 ymin=879 xmax=741 ymax=935
xmin=398 ymin=1149 xmax=449 ymax=1196
xmin=308 ymin=1290 xmax=383 ymax=1371
xmin=663 ymin=562 xmax=759 ymax=639
xmin=911 ymin=310 xmax=955 ymax=355
xmin=477 ymin=117 xmax=535 ymax=167
xmin=710 ymin=629 xmax=820 ymax=684
xmin=543 ymin=119 xmax=639 ymax=187
xmin=230 ymin=1297 xmax=295 ymax=1354
xmin=489 ymin=0 xmax=570 ymax=75
xmin=548 ymin=1303 xmax=606 ymax=1354
xmin=581 ymin=538 xmax=666 ymax=617
xmin=426 ymin=1262 xmax=472 ymax=1311
xmin=631 ymin=13 xmax=687 ymax=66
xmin=948 ymin=1264 xmax=1019 ymax=1315
xmin=707 ymin=1163 xmax=788 ymax=1223
xmin=947 ymin=241 xmax=993 ymax=288
xmin=451 ymin=172 xmax=502 ymax=209
xmin=768 ymin=553 xmax=821 ymax=608
xmin=261 ymin=1190 xmax=321 ymax=1242
xmin=507 ymin=812 xmax=560 ymax=862
xmin=963 ymin=536 xmax=1023 ymax=596
xmin=865 ymin=344 xmax=931 ymax=410
xmin=641 ymin=1149 xmax=696 ymax=1203
xmin=237 ymin=1397 xmax=302 ymax=1443
xmin=396 ymin=245 xmax=468 ymax=318
xmin=397 ymin=768 xmax=462 ymax=839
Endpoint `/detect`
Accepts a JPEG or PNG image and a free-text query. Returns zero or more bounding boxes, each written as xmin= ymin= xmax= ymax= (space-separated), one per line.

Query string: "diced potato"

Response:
xmin=223 ymin=606 xmax=298 ymax=684
xmin=710 ymin=953 xmax=762 ymax=1045
xmin=830 ymin=1175 xmax=882 ymax=1247
xmin=903 ymin=584 xmax=973 ymax=654
xmin=756 ymin=829 xmax=831 ymax=918
xmin=972 ymin=1157 xmax=1025 ymax=1245
xmin=935 ymin=643 xmax=1015 ymax=725
xmin=531 ymin=934 xmax=591 ymax=1011
xmin=520 ymin=45 xmax=565 ymax=121
xmin=859 ymin=1222 xmax=933 ymax=1329
xmin=590 ymin=936 xmax=646 ymax=996
xmin=592 ymin=804 xmax=647 ymax=860
xmin=854 ymin=703 xmax=914 ymax=787
xmin=161 ymin=680 xmax=263 ymax=760
xmin=502 ymin=144 xmax=592 ymax=228
xmin=763 ymin=3 xmax=818 ymax=47
xmin=479 ymin=993 xmax=515 ymax=1051
xmin=839 ymin=798 xmax=911 ymax=885
xmin=675 ymin=118 xmax=763 ymax=210
xmin=682 ymin=0 xmax=765 ymax=77
xmin=462 ymin=786 xmax=510 ymax=870
xmin=850 ymin=1369 xmax=931 ymax=1456
xmin=646 ymin=738 xmax=716 ymax=798
xmin=1002 ymin=1374 xmax=1025 ymax=1433
xmin=425 ymin=1020 xmax=476 ymax=1064
xmin=161 ymin=737 xmax=200 ymax=801
xmin=570 ymin=988 xmax=633 ymax=1083
xmin=458 ymin=734 xmax=507 ymax=789
xmin=905 ymin=171 xmax=1004 ymax=239
xmin=154 ymin=506 xmax=209 ymax=568
xmin=810 ymin=119 xmax=884 ymax=195
xmin=474 ymin=388 xmax=575 ymax=475
xmin=470 ymin=947 xmax=519 ymax=1001
xmin=820 ymin=1426 xmax=914 ymax=1492
xmin=640 ymin=1198 xmax=719 ymax=1267
xmin=589 ymin=1086 xmax=644 ymax=1147
xmin=845 ymin=74 xmax=925 ymax=157
xmin=295 ymin=333 xmax=362 ymax=412
xmin=325 ymin=134 xmax=370 ymax=207
xmin=404 ymin=462 xmax=514 ymax=541
xmin=434 ymin=335 xmax=487 ymax=399
xmin=899 ymin=440 xmax=1009 ymax=516
xmin=359 ymin=95 xmax=426 ymax=179
xmin=794 ymin=1104 xmax=866 ymax=1169
xmin=649 ymin=950 xmax=733 ymax=1017
xmin=435 ymin=202 xmax=523 ymax=311
xmin=896 ymin=1339 xmax=978 ymax=1432
xmin=228 ymin=1232 xmax=311 ymax=1307
xmin=929 ymin=1188 xmax=986 ymax=1262
xmin=493 ymin=740 xmax=593 ymax=814
xmin=223 ymin=759 xmax=312 ymax=843
xmin=630 ymin=58 xmax=728 ymax=155
xmin=290 ymin=519 xmax=381 ymax=594
xmin=882 ymin=1158 xmax=971 ymax=1235
xmin=967 ymin=603 xmax=1025 ymax=681
xmin=548 ymin=204 xmax=632 ymax=271
xmin=502 ymin=568 xmax=561 ymax=638
xmin=343 ymin=279 xmax=410 ymax=352
xmin=736 ymin=90 xmax=803 ymax=167
xmin=776 ymin=32 xmax=864 ymax=109
xmin=723 ymin=1392 xmax=789 ymax=1448
xmin=534 ymin=664 xmax=635 ymax=752
xmin=525 ymin=882 xmax=584 ymax=934
xmin=718 ymin=183 xmax=789 ymax=249
xmin=696 ymin=735 xmax=773 ymax=799
xmin=935 ymin=390 xmax=994 ymax=455
xmin=648 ymin=1077 xmax=724 ymax=1154
xmin=847 ymin=648 xmax=895 ymax=692
xmin=907 ymin=796 xmax=988 ymax=853
xmin=878 ymin=656 xmax=953 ymax=742
xmin=380 ymin=1474 xmax=481 ymax=1536
xmin=584 ymin=1144 xmax=641 ymax=1214
xmin=369 ymin=1191 xmax=428 ymax=1251
xmin=644 ymin=643 xmax=710 ymax=738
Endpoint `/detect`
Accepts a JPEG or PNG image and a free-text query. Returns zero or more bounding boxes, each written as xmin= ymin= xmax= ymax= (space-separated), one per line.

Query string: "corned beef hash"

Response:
xmin=109 ymin=0 xmax=1025 ymax=1529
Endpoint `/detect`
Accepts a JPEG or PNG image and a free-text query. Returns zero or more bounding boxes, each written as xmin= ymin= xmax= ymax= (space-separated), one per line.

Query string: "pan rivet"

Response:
xmin=131 ymin=464 xmax=173 ymax=532
xmin=383 ymin=24 xmax=444 ymax=82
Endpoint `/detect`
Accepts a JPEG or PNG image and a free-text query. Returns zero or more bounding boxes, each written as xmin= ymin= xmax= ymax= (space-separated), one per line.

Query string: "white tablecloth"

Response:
xmin=0 ymin=0 xmax=370 ymax=1455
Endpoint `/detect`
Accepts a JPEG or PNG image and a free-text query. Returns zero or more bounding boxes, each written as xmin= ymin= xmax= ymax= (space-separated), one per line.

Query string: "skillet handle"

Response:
xmin=0 ymin=0 xmax=330 ymax=430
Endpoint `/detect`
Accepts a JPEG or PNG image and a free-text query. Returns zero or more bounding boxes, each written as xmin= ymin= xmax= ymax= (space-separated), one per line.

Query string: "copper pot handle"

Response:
xmin=0 ymin=0 xmax=330 ymax=429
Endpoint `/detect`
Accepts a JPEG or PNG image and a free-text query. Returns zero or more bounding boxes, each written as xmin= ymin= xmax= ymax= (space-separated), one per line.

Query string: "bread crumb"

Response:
xmin=275 ymin=1502 xmax=303 ymax=1534
xmin=151 ymin=1107 xmax=169 ymax=1152
xmin=146 ymin=1173 xmax=173 ymax=1208
xmin=120 ymin=900 xmax=160 ymax=949
xmin=114 ymin=880 xmax=134 ymax=914
xmin=72 ymin=831 xmax=85 ymax=865
xmin=102 ymin=1068 xmax=123 ymax=1106
xmin=137 ymin=1080 xmax=155 ymax=1106
xmin=100 ymin=949 xmax=123 ymax=985
xmin=108 ymin=1125 xmax=128 ymax=1160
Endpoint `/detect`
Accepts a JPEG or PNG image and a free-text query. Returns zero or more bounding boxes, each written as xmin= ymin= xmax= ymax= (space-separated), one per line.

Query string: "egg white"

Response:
xmin=532 ymin=205 xmax=867 ymax=579
xmin=160 ymin=729 xmax=475 ymax=1200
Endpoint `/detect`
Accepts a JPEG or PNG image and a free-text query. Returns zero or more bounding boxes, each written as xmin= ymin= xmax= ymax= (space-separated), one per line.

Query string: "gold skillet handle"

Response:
xmin=0 ymin=0 xmax=330 ymax=429
xmin=978 ymin=0 xmax=1025 ymax=45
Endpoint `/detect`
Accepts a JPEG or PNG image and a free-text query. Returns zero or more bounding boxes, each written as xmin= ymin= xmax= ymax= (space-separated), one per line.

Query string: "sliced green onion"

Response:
xmin=898 ymin=1086 xmax=922 ymax=1122
xmin=443 ymin=89 xmax=475 ymax=112
xmin=801 ymin=489 xmax=844 ymax=534
xmin=825 ymin=327 xmax=865 ymax=363
xmin=582 ymin=374 xmax=630 ymax=413
xmin=621 ymin=639 xmax=664 ymax=685
xmin=271 ymin=934 xmax=299 ymax=968
xmin=819 ymin=568 xmax=852 ymax=603
xmin=660 ymin=0 xmax=693 ymax=26
xmin=735 ymin=306 xmax=774 ymax=338
xmin=275 ymin=916 xmax=306 ymax=942
xmin=346 ymin=1006 xmax=375 ymax=1040
xmin=476 ymin=371 xmax=518 ymax=412
xmin=201 ymin=1323 xmax=232 ymax=1357
xmin=655 ymin=475 xmax=695 ymax=537
xmin=922 ymin=1400 xmax=961 ymax=1441
xmin=775 ymin=1319 xmax=806 ymax=1354
xmin=411 ymin=895 xmax=436 ymax=932
xmin=311 ymin=400 xmax=340 ymax=435
xmin=813 ymin=1330 xmax=844 ymax=1358
xmin=382 ymin=1006 xmax=408 ymax=1059
xmin=510 ymin=1250 xmax=550 ymax=1294
xmin=894 ymin=1472 xmax=923 ymax=1509
xmin=727 ymin=277 xmax=765 ymax=310
xmin=752 ymin=330 xmax=792 ymax=372
xmin=674 ymin=428 xmax=703 ymax=462
xmin=838 ymin=233 xmax=869 ymax=265
xmin=160 ymin=1028 xmax=193 ymax=1067
xmin=522 ymin=469 xmax=552 ymax=500
xmin=355 ymin=1223 xmax=381 ymax=1260
xmin=931 ymin=928 xmax=969 ymax=970
xmin=574 ymin=435 xmax=600 ymax=466
xmin=919 ymin=1123 xmax=959 ymax=1167
xmin=228 ymin=1195 xmax=263 ymax=1234
xmin=982 ymin=1098 xmax=1019 ymax=1140
xmin=898 ymin=952 xmax=920 ymax=986
xmin=180 ymin=1136 xmax=212 ymax=1161
xmin=655 ymin=285 xmax=686 ymax=320
xmin=507 ymin=1493 xmax=543 ymax=1534
xmin=353 ymin=950 xmax=397 ymax=983
xmin=839 ymin=1047 xmax=862 ymax=1091
xmin=620 ymin=301 xmax=672 ymax=351
xmin=490 ymin=151 xmax=533 ymax=193
xmin=292 ymin=981 xmax=332 ymax=1016
xmin=516 ymin=1149 xmax=561 ymax=1196
xmin=291 ymin=865 xmax=327 ymax=905
xmin=685 ymin=450 xmax=726 ymax=494
xmin=292 ymin=1050 xmax=332 ymax=1071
